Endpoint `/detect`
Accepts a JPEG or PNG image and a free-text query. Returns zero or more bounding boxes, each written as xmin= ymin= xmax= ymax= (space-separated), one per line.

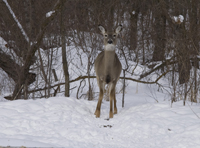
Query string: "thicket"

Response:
xmin=0 ymin=0 xmax=200 ymax=105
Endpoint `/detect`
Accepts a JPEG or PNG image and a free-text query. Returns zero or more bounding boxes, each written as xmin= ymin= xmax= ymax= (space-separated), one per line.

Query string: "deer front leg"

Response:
xmin=109 ymin=87 xmax=115 ymax=118
xmin=95 ymin=88 xmax=103 ymax=118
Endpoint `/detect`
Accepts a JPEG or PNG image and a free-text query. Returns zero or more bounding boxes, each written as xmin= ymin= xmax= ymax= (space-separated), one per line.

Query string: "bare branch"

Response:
xmin=28 ymin=71 xmax=169 ymax=95
xmin=140 ymin=58 xmax=176 ymax=79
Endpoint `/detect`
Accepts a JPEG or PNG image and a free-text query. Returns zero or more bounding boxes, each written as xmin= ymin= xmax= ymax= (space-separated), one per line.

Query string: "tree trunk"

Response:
xmin=61 ymin=0 xmax=70 ymax=97
xmin=87 ymin=56 xmax=93 ymax=100
xmin=152 ymin=1 xmax=166 ymax=62
xmin=130 ymin=4 xmax=139 ymax=54
xmin=190 ymin=0 xmax=199 ymax=102
xmin=175 ymin=24 xmax=191 ymax=84
xmin=11 ymin=0 xmax=64 ymax=99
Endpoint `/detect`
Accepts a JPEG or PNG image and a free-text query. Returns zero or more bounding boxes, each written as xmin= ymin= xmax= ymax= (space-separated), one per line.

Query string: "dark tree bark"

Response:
xmin=0 ymin=50 xmax=36 ymax=85
xmin=129 ymin=3 xmax=139 ymax=53
xmin=175 ymin=24 xmax=191 ymax=84
xmin=0 ymin=0 xmax=64 ymax=100
xmin=60 ymin=0 xmax=70 ymax=97
xmin=152 ymin=0 xmax=166 ymax=62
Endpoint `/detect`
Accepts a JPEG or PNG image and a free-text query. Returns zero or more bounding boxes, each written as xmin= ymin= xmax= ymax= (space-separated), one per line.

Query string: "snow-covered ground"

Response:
xmin=1 ymin=2 xmax=199 ymax=147
xmin=0 ymin=82 xmax=200 ymax=148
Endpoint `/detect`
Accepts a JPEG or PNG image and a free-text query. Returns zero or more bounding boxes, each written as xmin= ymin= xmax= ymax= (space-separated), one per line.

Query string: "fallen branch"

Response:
xmin=28 ymin=71 xmax=169 ymax=94
xmin=12 ymin=0 xmax=65 ymax=100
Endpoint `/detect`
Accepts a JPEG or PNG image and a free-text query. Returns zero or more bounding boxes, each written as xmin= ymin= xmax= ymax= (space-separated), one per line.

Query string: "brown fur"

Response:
xmin=94 ymin=25 xmax=122 ymax=118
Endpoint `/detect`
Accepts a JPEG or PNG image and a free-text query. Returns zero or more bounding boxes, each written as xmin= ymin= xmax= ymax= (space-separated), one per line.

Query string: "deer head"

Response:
xmin=98 ymin=25 xmax=122 ymax=51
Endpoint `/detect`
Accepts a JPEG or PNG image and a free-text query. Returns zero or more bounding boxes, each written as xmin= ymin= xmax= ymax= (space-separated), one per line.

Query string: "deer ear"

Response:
xmin=115 ymin=25 xmax=122 ymax=34
xmin=98 ymin=25 xmax=106 ymax=34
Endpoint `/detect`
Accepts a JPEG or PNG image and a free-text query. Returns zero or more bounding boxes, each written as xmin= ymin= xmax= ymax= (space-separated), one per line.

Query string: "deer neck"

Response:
xmin=105 ymin=44 xmax=115 ymax=51
xmin=104 ymin=44 xmax=116 ymax=73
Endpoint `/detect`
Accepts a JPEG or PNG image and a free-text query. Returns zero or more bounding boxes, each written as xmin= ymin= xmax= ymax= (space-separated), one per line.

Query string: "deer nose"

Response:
xmin=108 ymin=40 xmax=113 ymax=44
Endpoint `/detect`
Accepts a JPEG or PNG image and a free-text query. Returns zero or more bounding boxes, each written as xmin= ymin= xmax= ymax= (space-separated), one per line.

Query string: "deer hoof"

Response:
xmin=95 ymin=110 xmax=100 ymax=118
xmin=109 ymin=111 xmax=113 ymax=118
xmin=114 ymin=109 xmax=117 ymax=114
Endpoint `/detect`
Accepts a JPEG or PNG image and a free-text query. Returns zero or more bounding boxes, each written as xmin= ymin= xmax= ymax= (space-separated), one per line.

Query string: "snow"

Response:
xmin=179 ymin=15 xmax=184 ymax=22
xmin=3 ymin=0 xmax=29 ymax=42
xmin=173 ymin=15 xmax=184 ymax=24
xmin=0 ymin=13 xmax=199 ymax=147
xmin=46 ymin=11 xmax=55 ymax=18
xmin=0 ymin=82 xmax=200 ymax=147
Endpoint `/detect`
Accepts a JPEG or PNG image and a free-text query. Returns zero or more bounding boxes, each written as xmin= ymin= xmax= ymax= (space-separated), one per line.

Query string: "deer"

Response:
xmin=94 ymin=25 xmax=122 ymax=118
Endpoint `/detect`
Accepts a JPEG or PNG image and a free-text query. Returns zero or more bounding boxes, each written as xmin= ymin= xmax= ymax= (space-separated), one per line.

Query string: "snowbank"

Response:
xmin=0 ymin=89 xmax=199 ymax=147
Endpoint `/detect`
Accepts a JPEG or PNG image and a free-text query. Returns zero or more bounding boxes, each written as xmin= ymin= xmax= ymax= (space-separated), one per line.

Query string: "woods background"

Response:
xmin=0 ymin=0 xmax=200 ymax=105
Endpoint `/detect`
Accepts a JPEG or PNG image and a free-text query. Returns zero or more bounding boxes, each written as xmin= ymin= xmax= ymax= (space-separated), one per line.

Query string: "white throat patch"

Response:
xmin=105 ymin=44 xmax=115 ymax=51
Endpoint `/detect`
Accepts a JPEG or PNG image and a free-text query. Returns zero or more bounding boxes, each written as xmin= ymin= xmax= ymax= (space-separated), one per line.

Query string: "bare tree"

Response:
xmin=60 ymin=0 xmax=69 ymax=97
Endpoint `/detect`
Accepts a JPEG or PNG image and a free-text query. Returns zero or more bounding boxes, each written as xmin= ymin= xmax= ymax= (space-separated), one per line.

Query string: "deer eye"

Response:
xmin=104 ymin=34 xmax=108 ymax=38
xmin=113 ymin=34 xmax=116 ymax=38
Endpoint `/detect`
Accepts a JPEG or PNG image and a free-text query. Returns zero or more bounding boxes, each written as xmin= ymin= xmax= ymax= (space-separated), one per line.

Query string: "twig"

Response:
xmin=13 ymin=85 xmax=24 ymax=100
xmin=140 ymin=58 xmax=176 ymax=79
xmin=186 ymin=101 xmax=200 ymax=119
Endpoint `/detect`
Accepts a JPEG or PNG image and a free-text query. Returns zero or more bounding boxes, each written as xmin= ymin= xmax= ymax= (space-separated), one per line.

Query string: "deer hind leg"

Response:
xmin=113 ymin=91 xmax=117 ymax=114
xmin=95 ymin=80 xmax=105 ymax=118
